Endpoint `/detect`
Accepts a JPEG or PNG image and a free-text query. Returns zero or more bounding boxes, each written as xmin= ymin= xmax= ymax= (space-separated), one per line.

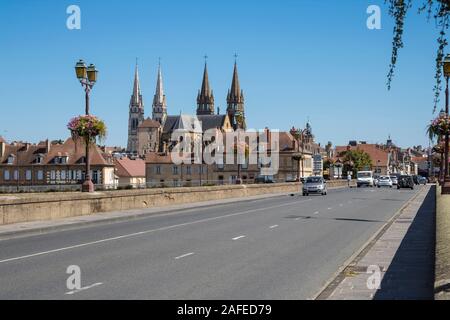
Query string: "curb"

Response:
xmin=311 ymin=185 xmax=428 ymax=300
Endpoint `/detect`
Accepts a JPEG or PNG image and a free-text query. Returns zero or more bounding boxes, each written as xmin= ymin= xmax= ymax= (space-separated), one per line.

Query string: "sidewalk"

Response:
xmin=319 ymin=185 xmax=436 ymax=300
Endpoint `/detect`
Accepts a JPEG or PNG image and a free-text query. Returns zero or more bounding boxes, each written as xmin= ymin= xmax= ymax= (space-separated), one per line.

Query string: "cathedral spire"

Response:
xmin=197 ymin=60 xmax=215 ymax=115
xmin=128 ymin=60 xmax=145 ymax=154
xmin=152 ymin=60 xmax=167 ymax=124
xmin=131 ymin=61 xmax=142 ymax=106
xmin=227 ymin=59 xmax=246 ymax=130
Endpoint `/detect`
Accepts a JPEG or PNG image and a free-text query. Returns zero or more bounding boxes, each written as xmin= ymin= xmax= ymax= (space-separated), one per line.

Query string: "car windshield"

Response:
xmin=357 ymin=172 xmax=371 ymax=178
xmin=380 ymin=177 xmax=389 ymax=180
xmin=306 ymin=177 xmax=322 ymax=183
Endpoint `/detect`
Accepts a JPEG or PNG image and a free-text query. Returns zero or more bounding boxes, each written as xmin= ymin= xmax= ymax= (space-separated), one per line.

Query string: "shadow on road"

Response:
xmin=373 ymin=186 xmax=436 ymax=300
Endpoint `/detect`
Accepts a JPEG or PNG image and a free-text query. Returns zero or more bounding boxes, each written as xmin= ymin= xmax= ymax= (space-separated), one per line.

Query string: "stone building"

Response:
xmin=0 ymin=137 xmax=115 ymax=190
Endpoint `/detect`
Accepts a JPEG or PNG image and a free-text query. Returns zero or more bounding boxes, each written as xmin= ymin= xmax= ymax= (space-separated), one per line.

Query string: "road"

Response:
xmin=0 ymin=186 xmax=424 ymax=300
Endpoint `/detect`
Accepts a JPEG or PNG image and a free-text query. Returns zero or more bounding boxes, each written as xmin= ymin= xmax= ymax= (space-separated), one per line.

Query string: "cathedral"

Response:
xmin=127 ymin=59 xmax=246 ymax=156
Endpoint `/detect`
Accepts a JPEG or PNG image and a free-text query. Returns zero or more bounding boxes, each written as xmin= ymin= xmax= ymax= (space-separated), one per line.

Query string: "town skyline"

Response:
xmin=0 ymin=0 xmax=441 ymax=149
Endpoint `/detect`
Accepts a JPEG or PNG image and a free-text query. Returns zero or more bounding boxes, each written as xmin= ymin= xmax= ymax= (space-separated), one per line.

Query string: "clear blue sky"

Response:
xmin=0 ymin=0 xmax=444 ymax=148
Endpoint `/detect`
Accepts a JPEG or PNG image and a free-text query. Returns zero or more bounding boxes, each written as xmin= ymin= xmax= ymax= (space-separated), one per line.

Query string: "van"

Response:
xmin=357 ymin=171 xmax=374 ymax=187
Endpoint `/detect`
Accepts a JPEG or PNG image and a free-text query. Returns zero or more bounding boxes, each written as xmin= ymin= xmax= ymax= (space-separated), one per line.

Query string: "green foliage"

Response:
xmin=387 ymin=0 xmax=449 ymax=112
xmin=338 ymin=149 xmax=373 ymax=176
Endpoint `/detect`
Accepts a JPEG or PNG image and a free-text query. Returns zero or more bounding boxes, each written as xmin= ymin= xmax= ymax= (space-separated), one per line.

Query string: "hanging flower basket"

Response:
xmin=429 ymin=113 xmax=450 ymax=137
xmin=67 ymin=115 xmax=107 ymax=145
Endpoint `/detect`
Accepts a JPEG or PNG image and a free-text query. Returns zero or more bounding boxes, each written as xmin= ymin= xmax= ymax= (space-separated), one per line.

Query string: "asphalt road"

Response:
xmin=0 ymin=186 xmax=423 ymax=300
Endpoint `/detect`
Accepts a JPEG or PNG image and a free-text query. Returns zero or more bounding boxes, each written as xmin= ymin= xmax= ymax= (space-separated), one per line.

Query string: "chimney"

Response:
xmin=46 ymin=139 xmax=51 ymax=153
xmin=0 ymin=140 xmax=5 ymax=158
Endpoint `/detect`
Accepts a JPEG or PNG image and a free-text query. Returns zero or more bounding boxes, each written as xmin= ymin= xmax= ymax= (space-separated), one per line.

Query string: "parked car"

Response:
xmin=397 ymin=175 xmax=415 ymax=190
xmin=357 ymin=171 xmax=375 ymax=187
xmin=377 ymin=176 xmax=393 ymax=188
xmin=417 ymin=176 xmax=427 ymax=185
xmin=390 ymin=175 xmax=398 ymax=185
xmin=303 ymin=176 xmax=327 ymax=196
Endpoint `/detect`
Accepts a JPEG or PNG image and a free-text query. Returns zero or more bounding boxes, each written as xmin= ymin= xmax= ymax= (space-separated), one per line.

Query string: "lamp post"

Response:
xmin=75 ymin=59 xmax=98 ymax=193
xmin=443 ymin=54 xmax=450 ymax=194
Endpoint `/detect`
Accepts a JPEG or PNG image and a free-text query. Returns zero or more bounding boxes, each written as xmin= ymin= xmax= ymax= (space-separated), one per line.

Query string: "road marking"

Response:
xmin=339 ymin=204 xmax=343 ymax=207
xmin=295 ymin=218 xmax=301 ymax=220
xmin=232 ymin=235 xmax=246 ymax=241
xmin=328 ymin=207 xmax=332 ymax=210
xmin=65 ymin=282 xmax=103 ymax=295
xmin=269 ymin=225 xmax=279 ymax=229
xmin=0 ymin=198 xmax=313 ymax=264
xmin=314 ymin=211 xmax=319 ymax=215
xmin=174 ymin=252 xmax=195 ymax=260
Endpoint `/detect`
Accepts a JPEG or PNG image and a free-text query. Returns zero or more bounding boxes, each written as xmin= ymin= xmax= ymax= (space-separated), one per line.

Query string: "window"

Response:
xmin=186 ymin=166 xmax=191 ymax=175
xmin=50 ymin=170 xmax=56 ymax=180
xmin=61 ymin=157 xmax=68 ymax=164
xmin=37 ymin=170 xmax=43 ymax=181
xmin=26 ymin=170 xmax=32 ymax=181
xmin=4 ymin=170 xmax=10 ymax=180
xmin=172 ymin=166 xmax=179 ymax=175
xmin=61 ymin=170 xmax=66 ymax=180
xmin=7 ymin=155 xmax=14 ymax=165
xmin=13 ymin=170 xmax=18 ymax=180
xmin=155 ymin=166 xmax=161 ymax=175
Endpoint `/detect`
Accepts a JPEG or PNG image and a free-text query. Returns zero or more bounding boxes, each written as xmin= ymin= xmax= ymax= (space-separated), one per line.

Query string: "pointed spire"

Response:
xmin=197 ymin=58 xmax=214 ymax=115
xmin=200 ymin=62 xmax=211 ymax=98
xmin=152 ymin=59 xmax=167 ymax=124
xmin=230 ymin=61 xmax=241 ymax=99
xmin=131 ymin=60 xmax=142 ymax=105
xmin=154 ymin=62 xmax=164 ymax=104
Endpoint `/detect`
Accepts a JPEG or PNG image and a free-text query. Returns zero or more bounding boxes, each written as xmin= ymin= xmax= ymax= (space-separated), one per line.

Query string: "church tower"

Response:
xmin=226 ymin=61 xmax=246 ymax=130
xmin=196 ymin=62 xmax=215 ymax=115
xmin=127 ymin=63 xmax=145 ymax=153
xmin=152 ymin=62 xmax=167 ymax=124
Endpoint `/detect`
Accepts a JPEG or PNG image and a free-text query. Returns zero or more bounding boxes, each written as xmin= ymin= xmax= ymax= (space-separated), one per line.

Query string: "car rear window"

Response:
xmin=306 ymin=177 xmax=322 ymax=183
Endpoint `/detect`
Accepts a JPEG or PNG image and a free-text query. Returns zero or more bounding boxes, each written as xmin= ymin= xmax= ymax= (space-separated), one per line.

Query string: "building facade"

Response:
xmin=0 ymin=138 xmax=115 ymax=190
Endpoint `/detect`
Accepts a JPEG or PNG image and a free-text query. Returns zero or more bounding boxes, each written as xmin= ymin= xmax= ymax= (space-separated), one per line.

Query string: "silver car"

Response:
xmin=303 ymin=176 xmax=327 ymax=196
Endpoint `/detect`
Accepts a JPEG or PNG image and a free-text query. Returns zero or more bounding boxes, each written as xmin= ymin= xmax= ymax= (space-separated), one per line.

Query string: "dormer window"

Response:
xmin=7 ymin=155 xmax=15 ymax=165
xmin=35 ymin=155 xmax=44 ymax=164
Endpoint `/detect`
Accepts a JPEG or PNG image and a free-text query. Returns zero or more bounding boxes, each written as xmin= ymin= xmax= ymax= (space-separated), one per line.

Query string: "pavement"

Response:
xmin=318 ymin=185 xmax=435 ymax=300
xmin=0 ymin=185 xmax=429 ymax=299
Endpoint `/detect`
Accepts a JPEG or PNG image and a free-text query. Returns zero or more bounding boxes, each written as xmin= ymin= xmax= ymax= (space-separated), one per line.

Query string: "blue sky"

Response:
xmin=0 ymin=0 xmax=444 ymax=148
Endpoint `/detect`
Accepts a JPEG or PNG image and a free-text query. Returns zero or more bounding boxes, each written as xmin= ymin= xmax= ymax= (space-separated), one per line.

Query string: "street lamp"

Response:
xmin=442 ymin=54 xmax=450 ymax=194
xmin=75 ymin=59 xmax=98 ymax=192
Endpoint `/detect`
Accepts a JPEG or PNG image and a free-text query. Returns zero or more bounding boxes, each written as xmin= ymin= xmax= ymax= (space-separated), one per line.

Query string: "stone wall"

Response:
xmin=0 ymin=180 xmax=350 ymax=226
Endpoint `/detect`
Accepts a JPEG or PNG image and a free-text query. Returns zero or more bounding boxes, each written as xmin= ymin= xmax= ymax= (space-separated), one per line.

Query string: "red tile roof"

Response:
xmin=335 ymin=144 xmax=389 ymax=165
xmin=138 ymin=118 xmax=161 ymax=129
xmin=0 ymin=138 xmax=112 ymax=166
xmin=115 ymin=157 xmax=146 ymax=177
xmin=145 ymin=152 xmax=174 ymax=164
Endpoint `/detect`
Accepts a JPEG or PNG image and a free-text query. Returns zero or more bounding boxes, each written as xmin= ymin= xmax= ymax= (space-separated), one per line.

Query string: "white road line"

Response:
xmin=328 ymin=207 xmax=332 ymax=210
xmin=232 ymin=235 xmax=246 ymax=241
xmin=65 ymin=282 xmax=103 ymax=295
xmin=269 ymin=225 xmax=279 ymax=229
xmin=314 ymin=211 xmax=319 ymax=215
xmin=174 ymin=252 xmax=195 ymax=260
xmin=0 ymin=198 xmax=312 ymax=264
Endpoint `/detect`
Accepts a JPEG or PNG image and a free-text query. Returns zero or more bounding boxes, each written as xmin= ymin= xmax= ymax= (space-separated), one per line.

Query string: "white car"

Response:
xmin=357 ymin=171 xmax=375 ymax=187
xmin=377 ymin=176 xmax=393 ymax=188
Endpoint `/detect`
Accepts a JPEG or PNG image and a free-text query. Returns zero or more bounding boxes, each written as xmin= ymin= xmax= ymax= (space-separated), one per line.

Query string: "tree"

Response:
xmin=387 ymin=0 xmax=450 ymax=111
xmin=338 ymin=149 xmax=373 ymax=177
